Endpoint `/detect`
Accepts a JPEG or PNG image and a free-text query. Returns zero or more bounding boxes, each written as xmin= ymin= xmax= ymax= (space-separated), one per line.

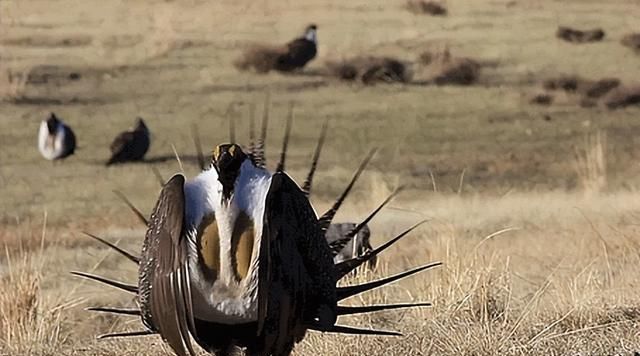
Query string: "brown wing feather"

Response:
xmin=138 ymin=174 xmax=196 ymax=356
xmin=110 ymin=131 xmax=134 ymax=154
xmin=257 ymin=171 xmax=336 ymax=354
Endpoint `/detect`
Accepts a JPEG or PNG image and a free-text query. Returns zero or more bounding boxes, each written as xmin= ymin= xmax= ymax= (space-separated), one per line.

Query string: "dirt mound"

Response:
xmin=406 ymin=1 xmax=447 ymax=16
xmin=326 ymin=56 xmax=412 ymax=85
xmin=234 ymin=44 xmax=288 ymax=73
xmin=621 ymin=33 xmax=640 ymax=52
xmin=556 ymin=26 xmax=605 ymax=43
xmin=604 ymin=86 xmax=640 ymax=109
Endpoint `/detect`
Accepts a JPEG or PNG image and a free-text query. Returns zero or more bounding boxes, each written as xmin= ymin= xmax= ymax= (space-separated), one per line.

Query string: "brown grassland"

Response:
xmin=1 ymin=0 xmax=640 ymax=355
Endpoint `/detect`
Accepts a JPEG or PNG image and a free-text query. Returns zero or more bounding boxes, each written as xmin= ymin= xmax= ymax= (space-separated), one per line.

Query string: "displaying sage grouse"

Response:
xmin=37 ymin=112 xmax=76 ymax=160
xmin=74 ymin=112 xmax=439 ymax=356
xmin=106 ymin=117 xmax=150 ymax=165
xmin=235 ymin=24 xmax=318 ymax=73
xmin=275 ymin=23 xmax=318 ymax=72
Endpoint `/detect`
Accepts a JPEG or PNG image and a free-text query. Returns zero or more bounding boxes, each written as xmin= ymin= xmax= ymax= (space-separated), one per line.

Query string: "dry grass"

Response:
xmin=0 ymin=223 xmax=68 ymax=355
xmin=1 ymin=191 xmax=640 ymax=355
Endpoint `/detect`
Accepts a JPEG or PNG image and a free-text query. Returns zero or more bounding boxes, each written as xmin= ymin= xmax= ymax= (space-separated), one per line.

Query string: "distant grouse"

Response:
xmin=235 ymin=24 xmax=319 ymax=73
xmin=106 ymin=117 xmax=150 ymax=165
xmin=275 ymin=23 xmax=318 ymax=72
xmin=325 ymin=223 xmax=377 ymax=269
xmin=38 ymin=112 xmax=76 ymax=160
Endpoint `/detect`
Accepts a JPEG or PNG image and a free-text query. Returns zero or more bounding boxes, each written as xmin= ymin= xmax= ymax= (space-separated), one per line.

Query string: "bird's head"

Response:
xmin=304 ymin=24 xmax=318 ymax=44
xmin=135 ymin=117 xmax=148 ymax=133
xmin=211 ymin=143 xmax=248 ymax=200
xmin=46 ymin=112 xmax=60 ymax=134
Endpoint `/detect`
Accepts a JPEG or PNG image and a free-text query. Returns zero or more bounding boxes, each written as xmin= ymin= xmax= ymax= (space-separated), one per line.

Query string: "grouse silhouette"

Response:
xmin=38 ymin=112 xmax=76 ymax=161
xmin=106 ymin=117 xmax=150 ymax=165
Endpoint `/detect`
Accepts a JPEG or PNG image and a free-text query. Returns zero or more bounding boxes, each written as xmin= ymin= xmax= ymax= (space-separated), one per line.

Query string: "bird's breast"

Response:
xmin=196 ymin=209 xmax=256 ymax=287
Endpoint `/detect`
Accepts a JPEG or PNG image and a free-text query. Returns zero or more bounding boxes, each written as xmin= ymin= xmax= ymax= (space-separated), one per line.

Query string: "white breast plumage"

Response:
xmin=183 ymin=160 xmax=271 ymax=324
xmin=38 ymin=121 xmax=66 ymax=160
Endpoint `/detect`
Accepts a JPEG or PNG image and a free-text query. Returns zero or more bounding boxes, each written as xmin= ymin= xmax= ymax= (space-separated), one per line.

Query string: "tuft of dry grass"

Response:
xmin=573 ymin=130 xmax=607 ymax=195
xmin=0 ymin=252 xmax=65 ymax=355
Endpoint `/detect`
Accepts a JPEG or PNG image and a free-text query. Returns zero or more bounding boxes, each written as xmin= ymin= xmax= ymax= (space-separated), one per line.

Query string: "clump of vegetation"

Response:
xmin=416 ymin=47 xmax=483 ymax=85
xmin=0 ymin=253 xmax=64 ymax=355
xmin=405 ymin=0 xmax=447 ymax=16
xmin=530 ymin=93 xmax=553 ymax=105
xmin=326 ymin=56 xmax=412 ymax=85
xmin=620 ymin=33 xmax=640 ymax=52
xmin=556 ymin=26 xmax=605 ymax=43
xmin=539 ymin=75 xmax=625 ymax=109
xmin=603 ymin=85 xmax=640 ymax=109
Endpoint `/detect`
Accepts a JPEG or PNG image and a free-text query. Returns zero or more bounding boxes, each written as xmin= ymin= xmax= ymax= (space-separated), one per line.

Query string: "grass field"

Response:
xmin=1 ymin=0 xmax=640 ymax=355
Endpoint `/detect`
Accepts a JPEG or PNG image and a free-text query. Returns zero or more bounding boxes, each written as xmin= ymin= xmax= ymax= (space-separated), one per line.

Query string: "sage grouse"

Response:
xmin=74 ymin=112 xmax=439 ymax=356
xmin=235 ymin=24 xmax=318 ymax=73
xmin=106 ymin=117 xmax=150 ymax=165
xmin=37 ymin=112 xmax=76 ymax=160
xmin=325 ymin=223 xmax=376 ymax=268
xmin=275 ymin=23 xmax=318 ymax=72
